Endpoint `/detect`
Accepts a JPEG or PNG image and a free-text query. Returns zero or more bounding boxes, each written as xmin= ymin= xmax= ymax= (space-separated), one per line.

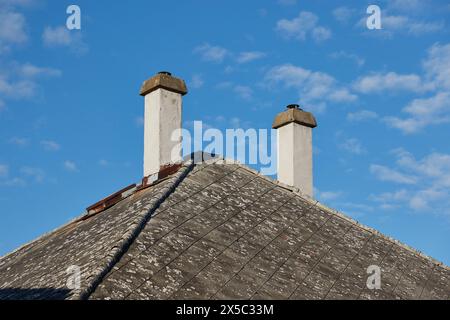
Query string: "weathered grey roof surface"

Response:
xmin=0 ymin=160 xmax=449 ymax=300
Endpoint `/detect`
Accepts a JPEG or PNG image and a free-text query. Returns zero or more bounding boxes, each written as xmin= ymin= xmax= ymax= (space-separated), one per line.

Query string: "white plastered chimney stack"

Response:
xmin=272 ymin=104 xmax=317 ymax=197
xmin=139 ymin=71 xmax=188 ymax=177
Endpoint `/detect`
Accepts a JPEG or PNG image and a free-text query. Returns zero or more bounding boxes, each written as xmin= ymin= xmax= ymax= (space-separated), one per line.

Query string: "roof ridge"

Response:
xmin=231 ymin=162 xmax=450 ymax=272
xmin=77 ymin=160 xmax=194 ymax=300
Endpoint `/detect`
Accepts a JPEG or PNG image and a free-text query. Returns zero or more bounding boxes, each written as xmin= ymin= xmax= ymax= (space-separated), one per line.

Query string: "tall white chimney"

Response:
xmin=272 ymin=104 xmax=317 ymax=197
xmin=139 ymin=71 xmax=188 ymax=177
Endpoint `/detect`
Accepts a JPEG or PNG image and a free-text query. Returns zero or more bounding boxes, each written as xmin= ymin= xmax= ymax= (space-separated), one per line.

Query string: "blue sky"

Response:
xmin=1 ymin=0 xmax=450 ymax=265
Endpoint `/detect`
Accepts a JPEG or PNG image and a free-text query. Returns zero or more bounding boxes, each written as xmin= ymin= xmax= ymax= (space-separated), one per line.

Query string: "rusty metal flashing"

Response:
xmin=85 ymin=184 xmax=137 ymax=216
xmin=137 ymin=163 xmax=183 ymax=191
xmin=84 ymin=163 xmax=183 ymax=218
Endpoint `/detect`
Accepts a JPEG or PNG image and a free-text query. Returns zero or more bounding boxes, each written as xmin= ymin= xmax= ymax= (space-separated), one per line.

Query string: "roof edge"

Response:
xmin=0 ymin=214 xmax=86 ymax=265
xmin=231 ymin=162 xmax=450 ymax=272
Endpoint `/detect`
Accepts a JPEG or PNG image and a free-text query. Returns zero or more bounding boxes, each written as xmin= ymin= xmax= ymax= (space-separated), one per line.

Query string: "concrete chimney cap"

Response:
xmin=140 ymin=72 xmax=188 ymax=96
xmin=272 ymin=107 xmax=317 ymax=129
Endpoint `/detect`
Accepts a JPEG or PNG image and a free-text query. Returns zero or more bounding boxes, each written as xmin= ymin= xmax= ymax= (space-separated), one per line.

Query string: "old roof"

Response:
xmin=0 ymin=158 xmax=449 ymax=300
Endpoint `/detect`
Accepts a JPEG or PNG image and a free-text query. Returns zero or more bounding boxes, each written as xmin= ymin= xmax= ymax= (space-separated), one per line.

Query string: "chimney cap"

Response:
xmin=272 ymin=105 xmax=317 ymax=129
xmin=286 ymin=104 xmax=302 ymax=110
xmin=140 ymin=72 xmax=188 ymax=96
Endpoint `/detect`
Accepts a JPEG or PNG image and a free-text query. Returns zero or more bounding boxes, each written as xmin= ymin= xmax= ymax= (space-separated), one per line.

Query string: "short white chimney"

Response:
xmin=272 ymin=104 xmax=317 ymax=197
xmin=140 ymin=71 xmax=188 ymax=177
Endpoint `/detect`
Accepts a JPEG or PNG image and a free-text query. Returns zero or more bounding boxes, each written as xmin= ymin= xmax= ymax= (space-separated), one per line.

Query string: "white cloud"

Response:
xmin=0 ymin=177 xmax=26 ymax=187
xmin=357 ymin=43 xmax=450 ymax=133
xmin=184 ymin=115 xmax=251 ymax=131
xmin=194 ymin=43 xmax=229 ymax=63
xmin=393 ymin=148 xmax=450 ymax=187
xmin=42 ymin=26 xmax=71 ymax=46
xmin=233 ymin=85 xmax=253 ymax=101
xmin=64 ymin=160 xmax=78 ymax=172
xmin=0 ymin=10 xmax=27 ymax=47
xmin=276 ymin=11 xmax=317 ymax=40
xmin=383 ymin=15 xmax=444 ymax=36
xmin=190 ymin=74 xmax=204 ymax=89
xmin=353 ymin=72 xmax=429 ymax=94
xmin=19 ymin=63 xmax=62 ymax=78
xmin=316 ymin=190 xmax=342 ymax=201
xmin=215 ymin=81 xmax=233 ymax=90
xmin=339 ymin=138 xmax=366 ymax=155
xmin=215 ymin=115 xmax=226 ymax=123
xmin=370 ymin=149 xmax=450 ymax=214
xmin=356 ymin=10 xmax=444 ymax=38
xmin=0 ymin=6 xmax=61 ymax=108
xmin=311 ymin=26 xmax=332 ymax=42
xmin=0 ymin=164 xmax=8 ymax=178
xmin=370 ymin=164 xmax=417 ymax=184
xmin=264 ymin=64 xmax=356 ymax=112
xmin=332 ymin=7 xmax=356 ymax=24
xmin=0 ymin=44 xmax=10 ymax=55
xmin=98 ymin=159 xmax=109 ymax=167
xmin=236 ymin=51 xmax=266 ymax=64
xmin=406 ymin=20 xmax=444 ymax=35
xmin=277 ymin=0 xmax=296 ymax=5
xmin=316 ymin=189 xmax=376 ymax=217
xmin=0 ymin=75 xmax=36 ymax=99
xmin=265 ymin=64 xmax=311 ymax=88
xmin=347 ymin=110 xmax=378 ymax=122
xmin=8 ymin=136 xmax=29 ymax=146
xmin=0 ymin=62 xmax=61 ymax=107
xmin=40 ymin=140 xmax=60 ymax=151
xmin=276 ymin=11 xmax=331 ymax=42
xmin=328 ymin=89 xmax=358 ymax=103
xmin=215 ymin=81 xmax=254 ymax=101
xmin=404 ymin=92 xmax=449 ymax=115
xmin=229 ymin=117 xmax=242 ymax=129
xmin=330 ymin=51 xmax=365 ymax=67
xmin=20 ymin=166 xmax=45 ymax=183
xmin=382 ymin=15 xmax=408 ymax=29
xmin=424 ymin=43 xmax=450 ymax=90
xmin=384 ymin=92 xmax=450 ymax=134
xmin=0 ymin=0 xmax=35 ymax=7
xmin=370 ymin=189 xmax=409 ymax=203
xmin=223 ymin=66 xmax=234 ymax=74
xmin=409 ymin=188 xmax=447 ymax=211
xmin=42 ymin=26 xmax=88 ymax=55
xmin=258 ymin=8 xmax=268 ymax=18
xmin=355 ymin=42 xmax=449 ymax=98
xmin=135 ymin=116 xmax=144 ymax=127
xmin=388 ymin=0 xmax=425 ymax=13
xmin=338 ymin=202 xmax=374 ymax=212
